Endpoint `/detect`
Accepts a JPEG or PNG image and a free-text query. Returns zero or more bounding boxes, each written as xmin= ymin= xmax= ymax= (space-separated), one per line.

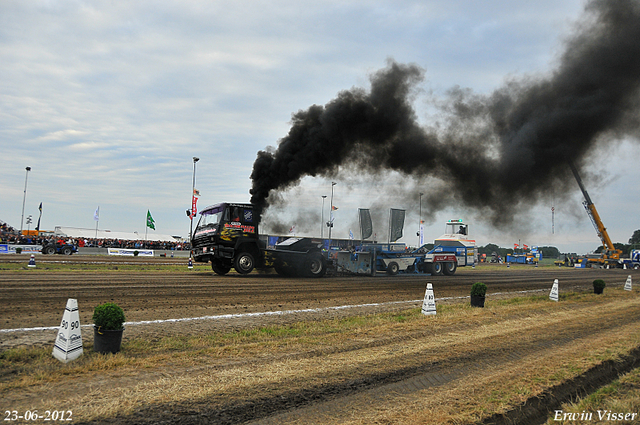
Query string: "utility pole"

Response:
xmin=328 ymin=182 xmax=336 ymax=240
xmin=189 ymin=157 xmax=199 ymax=246
xmin=20 ymin=166 xmax=31 ymax=236
xmin=321 ymin=195 xmax=327 ymax=238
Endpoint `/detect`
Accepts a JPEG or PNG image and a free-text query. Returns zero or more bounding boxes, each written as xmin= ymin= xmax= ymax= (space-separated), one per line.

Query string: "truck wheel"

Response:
xmin=62 ymin=247 xmax=72 ymax=255
xmin=386 ymin=261 xmax=399 ymax=276
xmin=304 ymin=253 xmax=326 ymax=278
xmin=44 ymin=246 xmax=55 ymax=255
xmin=234 ymin=251 xmax=255 ymax=274
xmin=443 ymin=261 xmax=457 ymax=276
xmin=211 ymin=260 xmax=231 ymax=276
xmin=429 ymin=262 xmax=443 ymax=276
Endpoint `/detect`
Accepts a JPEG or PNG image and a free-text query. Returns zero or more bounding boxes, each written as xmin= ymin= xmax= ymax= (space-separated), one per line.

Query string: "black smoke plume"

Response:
xmin=251 ymin=0 xmax=640 ymax=227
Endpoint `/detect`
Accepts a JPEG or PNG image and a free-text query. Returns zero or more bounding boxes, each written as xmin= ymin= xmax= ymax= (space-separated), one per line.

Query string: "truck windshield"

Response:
xmin=445 ymin=220 xmax=467 ymax=235
xmin=197 ymin=205 xmax=225 ymax=229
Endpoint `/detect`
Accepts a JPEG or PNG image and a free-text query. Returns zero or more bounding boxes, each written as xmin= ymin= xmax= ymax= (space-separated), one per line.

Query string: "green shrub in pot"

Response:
xmin=470 ymin=282 xmax=487 ymax=298
xmin=470 ymin=282 xmax=487 ymax=307
xmin=593 ymin=279 xmax=606 ymax=294
xmin=92 ymin=302 xmax=126 ymax=331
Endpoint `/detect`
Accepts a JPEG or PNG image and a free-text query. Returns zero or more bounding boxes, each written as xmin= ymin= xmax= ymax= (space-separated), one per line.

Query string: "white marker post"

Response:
xmin=549 ymin=279 xmax=559 ymax=302
xmin=28 ymin=254 xmax=36 ymax=268
xmin=421 ymin=283 xmax=436 ymax=316
xmin=52 ymin=299 xmax=83 ymax=363
xmin=188 ymin=258 xmax=193 ymax=269
xmin=625 ymin=275 xmax=633 ymax=291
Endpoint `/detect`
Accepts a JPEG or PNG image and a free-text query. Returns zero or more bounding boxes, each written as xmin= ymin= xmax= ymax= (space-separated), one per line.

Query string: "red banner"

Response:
xmin=191 ymin=196 xmax=198 ymax=218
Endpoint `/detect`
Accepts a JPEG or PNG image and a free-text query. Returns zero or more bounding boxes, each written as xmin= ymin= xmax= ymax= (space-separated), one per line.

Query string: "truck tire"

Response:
xmin=44 ymin=246 xmax=55 ymax=255
xmin=429 ymin=262 xmax=443 ymax=276
xmin=304 ymin=253 xmax=326 ymax=278
xmin=234 ymin=251 xmax=255 ymax=274
xmin=211 ymin=260 xmax=231 ymax=276
xmin=62 ymin=246 xmax=72 ymax=255
xmin=386 ymin=261 xmax=400 ymax=276
xmin=442 ymin=261 xmax=457 ymax=276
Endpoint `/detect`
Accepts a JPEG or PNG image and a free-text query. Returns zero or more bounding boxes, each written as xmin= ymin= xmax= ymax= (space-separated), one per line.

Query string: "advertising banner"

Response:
xmin=0 ymin=244 xmax=43 ymax=254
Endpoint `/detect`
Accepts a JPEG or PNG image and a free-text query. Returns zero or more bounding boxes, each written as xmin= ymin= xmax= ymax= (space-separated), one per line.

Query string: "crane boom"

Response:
xmin=569 ymin=162 xmax=620 ymax=261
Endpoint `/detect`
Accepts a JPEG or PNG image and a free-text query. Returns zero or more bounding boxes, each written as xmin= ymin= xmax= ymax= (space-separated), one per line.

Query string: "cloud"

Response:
xmin=1 ymin=0 xmax=637 ymax=252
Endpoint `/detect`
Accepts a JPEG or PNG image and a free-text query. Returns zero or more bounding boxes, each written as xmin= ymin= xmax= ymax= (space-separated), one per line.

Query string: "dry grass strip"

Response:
xmin=2 ymin=291 xmax=639 ymax=424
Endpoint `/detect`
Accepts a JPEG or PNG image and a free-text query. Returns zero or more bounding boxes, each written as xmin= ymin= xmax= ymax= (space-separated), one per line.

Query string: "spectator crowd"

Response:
xmin=1 ymin=220 xmax=190 ymax=251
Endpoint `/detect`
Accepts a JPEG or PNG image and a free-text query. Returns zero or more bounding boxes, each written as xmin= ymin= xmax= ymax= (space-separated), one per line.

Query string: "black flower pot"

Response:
xmin=470 ymin=295 xmax=485 ymax=308
xmin=594 ymin=287 xmax=604 ymax=294
xmin=94 ymin=326 xmax=124 ymax=354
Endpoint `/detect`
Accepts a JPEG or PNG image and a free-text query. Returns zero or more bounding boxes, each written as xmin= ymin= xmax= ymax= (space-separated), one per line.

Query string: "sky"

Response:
xmin=1 ymin=0 xmax=639 ymax=254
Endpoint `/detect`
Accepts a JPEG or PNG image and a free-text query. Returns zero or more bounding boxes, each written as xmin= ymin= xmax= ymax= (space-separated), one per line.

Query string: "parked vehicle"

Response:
xmin=570 ymin=162 xmax=622 ymax=268
xmin=41 ymin=239 xmax=77 ymax=255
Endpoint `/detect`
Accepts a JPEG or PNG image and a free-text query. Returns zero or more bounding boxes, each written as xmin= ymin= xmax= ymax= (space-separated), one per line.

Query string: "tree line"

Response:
xmin=477 ymin=229 xmax=640 ymax=259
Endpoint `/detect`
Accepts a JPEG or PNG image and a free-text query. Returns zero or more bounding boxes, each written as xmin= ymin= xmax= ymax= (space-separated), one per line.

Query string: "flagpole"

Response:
xmin=418 ymin=192 xmax=423 ymax=247
xmin=94 ymin=206 xmax=99 ymax=239
xmin=36 ymin=202 xmax=43 ymax=234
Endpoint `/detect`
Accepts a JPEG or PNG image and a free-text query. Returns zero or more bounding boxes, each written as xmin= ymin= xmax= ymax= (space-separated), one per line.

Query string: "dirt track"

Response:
xmin=0 ymin=255 xmax=637 ymax=348
xmin=2 ymin=255 xmax=635 ymax=333
xmin=1 ymin=255 xmax=640 ymax=424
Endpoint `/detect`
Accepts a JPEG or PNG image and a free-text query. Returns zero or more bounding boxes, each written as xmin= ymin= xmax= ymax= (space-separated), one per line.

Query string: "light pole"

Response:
xmin=189 ymin=157 xmax=199 ymax=246
xmin=20 ymin=166 xmax=31 ymax=236
xmin=418 ymin=192 xmax=423 ymax=246
xmin=321 ymin=195 xmax=327 ymax=238
xmin=328 ymin=182 xmax=336 ymax=240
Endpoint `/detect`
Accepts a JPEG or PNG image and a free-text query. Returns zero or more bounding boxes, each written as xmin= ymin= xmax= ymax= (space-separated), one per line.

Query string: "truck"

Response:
xmin=506 ymin=247 xmax=542 ymax=265
xmin=191 ymin=202 xmax=327 ymax=277
xmin=620 ymin=249 xmax=640 ymax=270
xmin=569 ymin=162 xmax=623 ymax=268
xmin=335 ymin=219 xmax=477 ymax=275
xmin=554 ymin=253 xmax=579 ymax=267
xmin=428 ymin=219 xmax=478 ymax=272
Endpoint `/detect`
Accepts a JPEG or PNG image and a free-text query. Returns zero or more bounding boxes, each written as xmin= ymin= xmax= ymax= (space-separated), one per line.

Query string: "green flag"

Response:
xmin=146 ymin=210 xmax=155 ymax=230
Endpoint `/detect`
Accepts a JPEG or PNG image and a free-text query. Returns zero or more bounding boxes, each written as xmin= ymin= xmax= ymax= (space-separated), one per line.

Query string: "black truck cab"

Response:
xmin=192 ymin=203 xmax=262 ymax=275
xmin=192 ymin=202 xmax=327 ymax=277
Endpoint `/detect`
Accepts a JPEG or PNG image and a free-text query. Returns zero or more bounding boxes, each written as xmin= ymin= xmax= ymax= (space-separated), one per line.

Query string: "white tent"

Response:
xmin=54 ymin=226 xmax=182 ymax=242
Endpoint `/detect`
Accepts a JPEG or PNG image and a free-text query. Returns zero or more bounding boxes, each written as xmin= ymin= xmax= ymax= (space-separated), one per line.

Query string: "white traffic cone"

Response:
xmin=549 ymin=279 xmax=559 ymax=302
xmin=421 ymin=283 xmax=436 ymax=316
xmin=188 ymin=258 xmax=193 ymax=269
xmin=52 ymin=299 xmax=83 ymax=363
xmin=624 ymin=275 xmax=632 ymax=291
xmin=28 ymin=254 xmax=36 ymax=268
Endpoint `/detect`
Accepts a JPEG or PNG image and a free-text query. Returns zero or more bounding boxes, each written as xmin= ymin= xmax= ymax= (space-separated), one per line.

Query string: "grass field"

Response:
xmin=2 ymin=287 xmax=640 ymax=424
